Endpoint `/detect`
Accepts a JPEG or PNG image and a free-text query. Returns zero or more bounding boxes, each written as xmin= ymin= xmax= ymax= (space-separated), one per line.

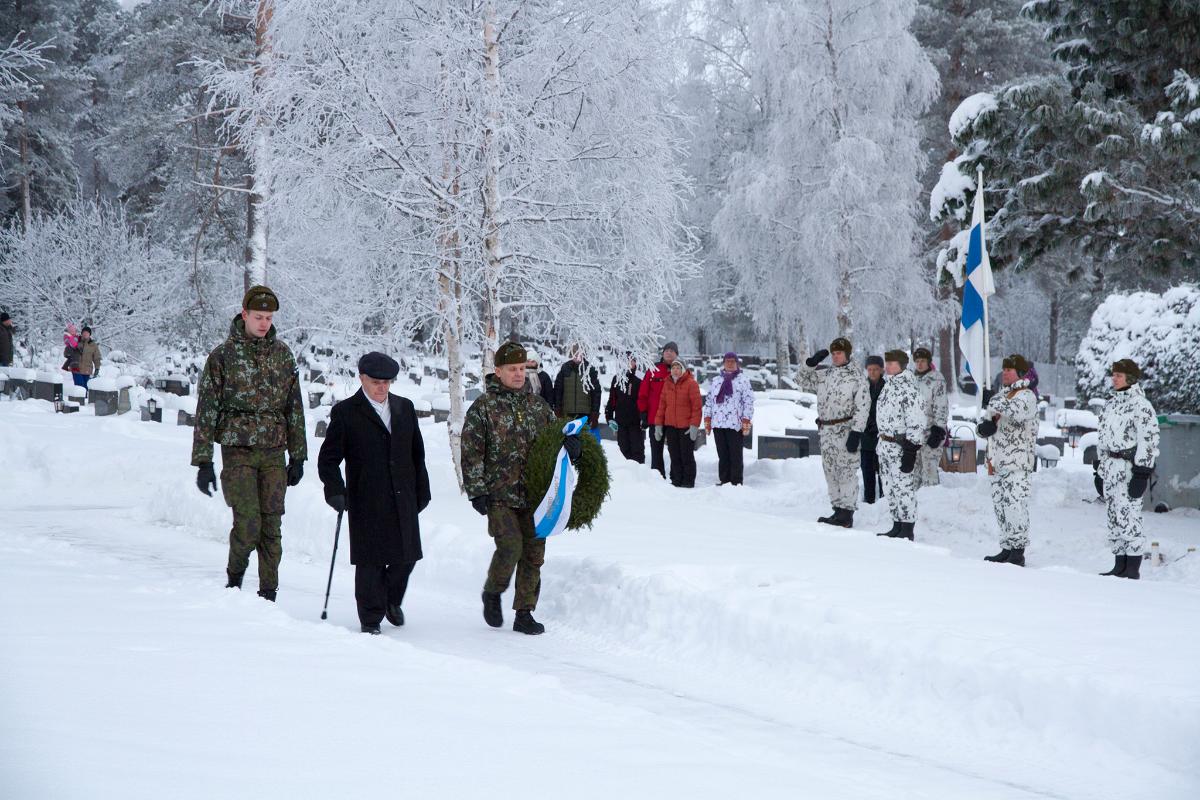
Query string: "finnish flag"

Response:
xmin=533 ymin=417 xmax=586 ymax=539
xmin=960 ymin=169 xmax=996 ymax=393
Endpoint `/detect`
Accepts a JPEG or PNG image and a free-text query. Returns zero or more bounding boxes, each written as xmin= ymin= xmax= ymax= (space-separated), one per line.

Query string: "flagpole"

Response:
xmin=978 ymin=166 xmax=991 ymax=396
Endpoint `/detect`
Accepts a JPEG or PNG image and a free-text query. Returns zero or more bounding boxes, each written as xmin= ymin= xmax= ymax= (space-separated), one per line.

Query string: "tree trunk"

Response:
xmin=480 ymin=2 xmax=503 ymax=372
xmin=18 ymin=100 xmax=30 ymax=232
xmin=836 ymin=252 xmax=853 ymax=338
xmin=1048 ymin=290 xmax=1060 ymax=365
xmin=774 ymin=313 xmax=789 ymax=388
xmin=245 ymin=0 xmax=274 ymax=291
xmin=439 ymin=50 xmax=466 ymax=490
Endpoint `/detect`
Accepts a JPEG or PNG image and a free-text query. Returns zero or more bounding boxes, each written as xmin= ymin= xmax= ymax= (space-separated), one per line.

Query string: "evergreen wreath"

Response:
xmin=524 ymin=420 xmax=610 ymax=530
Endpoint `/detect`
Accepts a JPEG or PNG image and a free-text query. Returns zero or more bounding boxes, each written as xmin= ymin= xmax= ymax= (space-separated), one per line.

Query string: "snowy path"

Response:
xmin=2 ymin=401 xmax=1199 ymax=799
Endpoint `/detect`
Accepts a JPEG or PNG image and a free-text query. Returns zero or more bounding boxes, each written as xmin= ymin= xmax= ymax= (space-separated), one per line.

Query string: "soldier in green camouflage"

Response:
xmin=462 ymin=341 xmax=572 ymax=635
xmin=192 ymin=286 xmax=307 ymax=601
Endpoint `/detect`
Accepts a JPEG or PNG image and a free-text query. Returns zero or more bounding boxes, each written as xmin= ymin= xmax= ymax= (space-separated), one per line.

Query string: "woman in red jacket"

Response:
xmin=653 ymin=360 xmax=702 ymax=488
xmin=637 ymin=341 xmax=678 ymax=478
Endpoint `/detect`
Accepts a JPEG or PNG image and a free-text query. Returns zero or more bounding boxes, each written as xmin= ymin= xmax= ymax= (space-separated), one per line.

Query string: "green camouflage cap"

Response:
xmin=243 ymin=285 xmax=279 ymax=312
xmin=495 ymin=341 xmax=527 ymax=366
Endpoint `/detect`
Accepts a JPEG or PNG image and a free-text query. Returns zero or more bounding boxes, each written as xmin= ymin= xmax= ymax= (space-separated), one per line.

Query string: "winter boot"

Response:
xmin=984 ymin=549 xmax=1011 ymax=563
xmin=1123 ymin=554 xmax=1142 ymax=580
xmin=257 ymin=588 xmax=277 ymax=602
xmin=361 ymin=624 xmax=381 ymax=635
xmin=482 ymin=591 xmax=503 ymax=628
xmin=226 ymin=572 xmax=243 ymax=589
xmin=876 ymin=520 xmax=902 ymax=537
xmin=1006 ymin=548 xmax=1026 ymax=567
xmin=386 ymin=603 xmax=405 ymax=627
xmin=1100 ymin=555 xmax=1128 ymax=577
xmin=835 ymin=508 xmax=854 ymax=528
xmin=513 ymin=610 xmax=545 ymax=635
xmin=817 ymin=509 xmax=840 ymax=526
xmin=899 ymin=522 xmax=915 ymax=541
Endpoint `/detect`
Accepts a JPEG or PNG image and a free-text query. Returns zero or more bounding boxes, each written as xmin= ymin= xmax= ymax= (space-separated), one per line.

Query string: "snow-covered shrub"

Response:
xmin=1075 ymin=286 xmax=1200 ymax=413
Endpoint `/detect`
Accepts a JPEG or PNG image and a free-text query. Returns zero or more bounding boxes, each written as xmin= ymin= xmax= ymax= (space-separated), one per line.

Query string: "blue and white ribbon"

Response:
xmin=534 ymin=417 xmax=586 ymax=539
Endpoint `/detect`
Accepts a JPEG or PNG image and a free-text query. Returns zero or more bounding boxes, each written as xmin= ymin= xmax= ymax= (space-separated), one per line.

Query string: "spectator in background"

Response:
xmin=860 ymin=355 xmax=885 ymax=504
xmin=605 ymin=354 xmax=644 ymax=464
xmin=703 ymin=352 xmax=754 ymax=486
xmin=637 ymin=341 xmax=678 ymax=479
xmin=0 ymin=312 xmax=14 ymax=367
xmin=63 ymin=323 xmax=81 ymax=376
xmin=554 ymin=346 xmax=602 ymax=443
xmin=654 ymin=359 xmax=701 ymax=488
xmin=75 ymin=326 xmax=102 ymax=389
xmin=522 ymin=350 xmax=555 ymax=408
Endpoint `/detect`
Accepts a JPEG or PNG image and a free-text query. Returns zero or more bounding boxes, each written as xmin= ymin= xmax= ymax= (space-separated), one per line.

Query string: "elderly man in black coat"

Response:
xmin=318 ymin=352 xmax=431 ymax=634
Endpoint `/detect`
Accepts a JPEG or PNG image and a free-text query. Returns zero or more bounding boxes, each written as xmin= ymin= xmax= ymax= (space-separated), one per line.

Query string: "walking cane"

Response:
xmin=320 ymin=510 xmax=344 ymax=620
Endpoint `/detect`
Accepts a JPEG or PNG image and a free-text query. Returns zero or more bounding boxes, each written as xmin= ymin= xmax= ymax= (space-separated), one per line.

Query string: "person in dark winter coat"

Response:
xmin=523 ymin=350 xmax=555 ymax=408
xmin=605 ymin=355 xmax=644 ymax=463
xmin=554 ymin=347 xmax=602 ymax=441
xmin=860 ymin=355 xmax=885 ymax=504
xmin=637 ymin=341 xmax=678 ymax=478
xmin=0 ymin=312 xmax=14 ymax=367
xmin=318 ymin=352 xmax=431 ymax=634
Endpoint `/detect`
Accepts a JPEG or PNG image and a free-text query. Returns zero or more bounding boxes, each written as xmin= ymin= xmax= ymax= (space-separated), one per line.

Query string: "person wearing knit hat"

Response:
xmin=795 ymin=339 xmax=869 ymax=527
xmin=1095 ymin=358 xmax=1160 ymax=579
xmin=911 ymin=346 xmax=948 ymax=490
xmin=191 ymin=283 xmax=306 ymax=603
xmin=859 ymin=355 xmax=886 ymax=504
xmin=703 ymin=352 xmax=754 ymax=486
xmin=874 ymin=349 xmax=925 ymax=540
xmin=976 ymin=353 xmax=1038 ymax=567
xmin=522 ymin=349 xmax=555 ymax=408
xmin=636 ymin=340 xmax=681 ymax=479
xmin=654 ymin=359 xmax=702 ymax=488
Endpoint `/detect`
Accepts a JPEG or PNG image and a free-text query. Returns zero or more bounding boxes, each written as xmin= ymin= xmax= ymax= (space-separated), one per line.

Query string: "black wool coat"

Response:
xmin=318 ymin=389 xmax=431 ymax=565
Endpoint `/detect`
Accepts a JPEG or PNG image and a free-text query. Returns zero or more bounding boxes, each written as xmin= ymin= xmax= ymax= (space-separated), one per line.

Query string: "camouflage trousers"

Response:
xmin=483 ymin=506 xmax=545 ymax=611
xmin=820 ymin=423 xmax=860 ymax=511
xmin=913 ymin=445 xmax=941 ymax=488
xmin=878 ymin=440 xmax=917 ymax=523
xmin=991 ymin=469 xmax=1031 ymax=549
xmin=220 ymin=445 xmax=286 ymax=592
xmin=1100 ymin=456 xmax=1145 ymax=556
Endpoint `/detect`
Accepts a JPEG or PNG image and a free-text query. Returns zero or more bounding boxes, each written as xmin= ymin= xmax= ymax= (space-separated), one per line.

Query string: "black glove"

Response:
xmin=563 ymin=434 xmax=582 ymax=465
xmin=805 ymin=349 xmax=829 ymax=368
xmin=927 ymin=425 xmax=946 ymax=449
xmin=326 ymin=494 xmax=346 ymax=513
xmin=287 ymin=460 xmax=304 ymax=486
xmin=1093 ymin=460 xmax=1104 ymax=499
xmin=639 ymin=412 xmax=649 ymax=431
xmin=846 ymin=431 xmax=861 ymax=453
xmin=900 ymin=444 xmax=918 ymax=474
xmin=975 ymin=419 xmax=997 ymax=438
xmin=196 ymin=463 xmax=217 ymax=496
xmin=1129 ymin=465 xmax=1152 ymax=499
xmin=471 ymin=496 xmax=490 ymax=516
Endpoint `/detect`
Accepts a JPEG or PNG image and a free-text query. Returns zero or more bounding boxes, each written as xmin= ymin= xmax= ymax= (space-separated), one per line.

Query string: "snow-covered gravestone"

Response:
xmin=88 ymin=377 xmax=130 ymax=417
xmin=33 ymin=371 xmax=64 ymax=402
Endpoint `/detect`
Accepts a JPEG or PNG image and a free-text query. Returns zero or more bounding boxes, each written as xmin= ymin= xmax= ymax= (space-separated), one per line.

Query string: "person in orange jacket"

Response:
xmin=653 ymin=359 xmax=702 ymax=488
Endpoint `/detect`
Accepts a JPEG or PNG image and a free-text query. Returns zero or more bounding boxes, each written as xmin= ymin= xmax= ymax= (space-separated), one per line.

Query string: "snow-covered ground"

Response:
xmin=2 ymin=397 xmax=1199 ymax=799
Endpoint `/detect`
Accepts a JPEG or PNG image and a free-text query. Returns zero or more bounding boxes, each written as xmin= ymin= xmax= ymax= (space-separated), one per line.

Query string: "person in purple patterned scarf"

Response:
xmin=703 ymin=352 xmax=755 ymax=485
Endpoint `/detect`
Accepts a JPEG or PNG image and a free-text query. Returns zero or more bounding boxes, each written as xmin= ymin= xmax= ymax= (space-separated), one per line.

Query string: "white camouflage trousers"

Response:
xmin=991 ymin=469 xmax=1031 ymax=549
xmin=913 ymin=445 xmax=941 ymax=488
xmin=820 ymin=423 xmax=860 ymax=511
xmin=1100 ymin=455 xmax=1145 ymax=556
xmin=878 ymin=439 xmax=917 ymax=523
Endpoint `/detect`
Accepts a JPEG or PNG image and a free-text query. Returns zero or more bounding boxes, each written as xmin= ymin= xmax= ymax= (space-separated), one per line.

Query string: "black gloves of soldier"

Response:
xmin=927 ymin=425 xmax=946 ymax=449
xmin=899 ymin=443 xmax=918 ymax=474
xmin=471 ymin=496 xmax=490 ymax=516
xmin=1093 ymin=460 xmax=1104 ymax=499
xmin=975 ymin=418 xmax=998 ymax=438
xmin=563 ymin=434 xmax=583 ymax=465
xmin=1129 ymin=465 xmax=1153 ymax=499
xmin=846 ymin=430 xmax=861 ymax=453
xmin=326 ymin=494 xmax=346 ymax=513
xmin=639 ymin=412 xmax=649 ymax=431
xmin=196 ymin=463 xmax=217 ymax=496
xmin=805 ymin=349 xmax=829 ymax=368
xmin=286 ymin=460 xmax=304 ymax=486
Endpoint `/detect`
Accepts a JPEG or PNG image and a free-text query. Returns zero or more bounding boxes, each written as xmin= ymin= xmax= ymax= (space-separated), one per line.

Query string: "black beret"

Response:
xmin=865 ymin=355 xmax=884 ymax=368
xmin=495 ymin=341 xmax=527 ymax=366
xmin=358 ymin=351 xmax=399 ymax=380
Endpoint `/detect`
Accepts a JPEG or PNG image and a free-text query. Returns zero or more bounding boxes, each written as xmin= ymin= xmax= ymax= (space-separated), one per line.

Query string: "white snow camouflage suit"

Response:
xmin=984 ymin=379 xmax=1038 ymax=549
xmin=1097 ymin=383 xmax=1160 ymax=555
xmin=795 ymin=362 xmax=869 ymax=511
xmin=876 ymin=370 xmax=926 ymax=524
xmin=913 ymin=367 xmax=949 ymax=488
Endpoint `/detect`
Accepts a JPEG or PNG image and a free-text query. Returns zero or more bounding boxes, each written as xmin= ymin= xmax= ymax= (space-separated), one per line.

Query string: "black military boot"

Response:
xmin=482 ymin=591 xmax=503 ymax=628
xmin=836 ymin=509 xmax=854 ymax=528
xmin=361 ymin=624 xmax=381 ymax=635
xmin=226 ymin=572 xmax=243 ymax=589
xmin=1006 ymin=548 xmax=1026 ymax=567
xmin=817 ymin=509 xmax=840 ymax=526
xmin=386 ymin=603 xmax=404 ymax=627
xmin=899 ymin=522 xmax=915 ymax=541
xmin=876 ymin=520 xmax=902 ymax=537
xmin=513 ymin=610 xmax=545 ymax=635
xmin=1123 ymin=554 xmax=1142 ymax=580
xmin=984 ymin=549 xmax=1011 ymax=563
xmin=1100 ymin=555 xmax=1128 ymax=577
xmin=257 ymin=588 xmax=277 ymax=602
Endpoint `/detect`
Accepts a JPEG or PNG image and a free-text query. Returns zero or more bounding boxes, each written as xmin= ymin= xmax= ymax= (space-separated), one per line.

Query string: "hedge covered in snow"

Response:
xmin=1076 ymin=286 xmax=1200 ymax=413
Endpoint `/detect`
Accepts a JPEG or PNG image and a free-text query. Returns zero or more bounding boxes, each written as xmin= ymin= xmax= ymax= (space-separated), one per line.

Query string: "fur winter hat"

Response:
xmin=913 ymin=347 xmax=933 ymax=362
xmin=1002 ymin=354 xmax=1030 ymax=375
xmin=884 ymin=349 xmax=908 ymax=367
xmin=495 ymin=341 xmax=528 ymax=367
xmin=830 ymin=337 xmax=852 ymax=355
xmin=242 ymin=285 xmax=279 ymax=312
xmin=1111 ymin=359 xmax=1141 ymax=382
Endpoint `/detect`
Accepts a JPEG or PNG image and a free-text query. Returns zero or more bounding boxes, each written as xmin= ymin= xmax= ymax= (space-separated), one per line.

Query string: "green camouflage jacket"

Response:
xmin=190 ymin=316 xmax=307 ymax=466
xmin=461 ymin=374 xmax=556 ymax=508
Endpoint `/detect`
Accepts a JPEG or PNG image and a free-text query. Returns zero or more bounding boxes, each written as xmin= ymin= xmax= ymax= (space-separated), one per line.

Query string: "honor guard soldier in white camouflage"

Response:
xmin=875 ymin=350 xmax=925 ymax=540
xmin=911 ymin=347 xmax=948 ymax=488
xmin=975 ymin=354 xmax=1038 ymax=566
xmin=1096 ymin=359 xmax=1159 ymax=580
